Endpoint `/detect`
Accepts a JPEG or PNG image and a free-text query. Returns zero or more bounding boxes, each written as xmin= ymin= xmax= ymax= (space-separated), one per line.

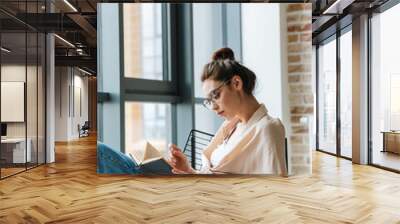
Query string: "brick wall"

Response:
xmin=286 ymin=3 xmax=313 ymax=174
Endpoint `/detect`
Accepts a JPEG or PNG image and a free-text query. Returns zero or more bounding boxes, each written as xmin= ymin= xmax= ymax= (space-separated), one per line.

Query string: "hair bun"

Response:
xmin=212 ymin=47 xmax=235 ymax=61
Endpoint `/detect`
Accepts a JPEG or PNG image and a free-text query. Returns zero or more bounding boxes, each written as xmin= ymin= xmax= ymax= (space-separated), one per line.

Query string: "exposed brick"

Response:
xmin=291 ymin=155 xmax=308 ymax=164
xmin=290 ymin=106 xmax=314 ymax=114
xmin=300 ymin=14 xmax=312 ymax=22
xmin=288 ymin=55 xmax=301 ymax=63
xmin=304 ymin=94 xmax=314 ymax=104
xmin=288 ymin=64 xmax=311 ymax=73
xmin=290 ymin=83 xmax=312 ymax=93
xmin=287 ymin=24 xmax=311 ymax=33
xmin=300 ymin=33 xmax=312 ymax=41
xmin=286 ymin=3 xmax=312 ymax=175
xmin=287 ymin=4 xmax=306 ymax=12
xmin=288 ymin=44 xmax=304 ymax=53
xmin=288 ymin=34 xmax=299 ymax=43
xmin=287 ymin=14 xmax=300 ymax=23
xmin=292 ymin=124 xmax=309 ymax=134
xmin=289 ymin=95 xmax=303 ymax=105
xmin=301 ymin=74 xmax=312 ymax=82
xmin=288 ymin=75 xmax=300 ymax=83
xmin=291 ymin=115 xmax=302 ymax=123
xmin=291 ymin=166 xmax=311 ymax=175
xmin=301 ymin=54 xmax=312 ymax=63
xmin=291 ymin=144 xmax=310 ymax=153
xmin=290 ymin=136 xmax=303 ymax=144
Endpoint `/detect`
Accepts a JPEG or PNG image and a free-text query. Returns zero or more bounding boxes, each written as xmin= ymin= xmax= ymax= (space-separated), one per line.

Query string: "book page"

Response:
xmin=143 ymin=142 xmax=162 ymax=161
xmin=129 ymin=140 xmax=148 ymax=164
xmin=129 ymin=140 xmax=163 ymax=164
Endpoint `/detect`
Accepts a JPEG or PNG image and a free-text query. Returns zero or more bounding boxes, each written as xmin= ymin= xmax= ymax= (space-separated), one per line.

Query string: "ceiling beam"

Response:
xmin=55 ymin=55 xmax=96 ymax=69
xmin=67 ymin=13 xmax=97 ymax=46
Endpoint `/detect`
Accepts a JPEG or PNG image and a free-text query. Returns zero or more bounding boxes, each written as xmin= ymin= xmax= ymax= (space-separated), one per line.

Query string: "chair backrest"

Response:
xmin=97 ymin=142 xmax=142 ymax=174
xmin=82 ymin=121 xmax=90 ymax=129
xmin=285 ymin=137 xmax=288 ymax=174
xmin=183 ymin=129 xmax=214 ymax=170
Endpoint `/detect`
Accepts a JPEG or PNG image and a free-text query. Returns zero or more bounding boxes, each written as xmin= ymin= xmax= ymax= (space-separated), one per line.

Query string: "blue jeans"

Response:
xmin=97 ymin=142 xmax=142 ymax=174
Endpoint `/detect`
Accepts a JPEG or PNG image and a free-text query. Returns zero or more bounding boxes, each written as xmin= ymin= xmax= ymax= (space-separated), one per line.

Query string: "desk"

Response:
xmin=381 ymin=131 xmax=400 ymax=154
xmin=1 ymin=138 xmax=31 ymax=163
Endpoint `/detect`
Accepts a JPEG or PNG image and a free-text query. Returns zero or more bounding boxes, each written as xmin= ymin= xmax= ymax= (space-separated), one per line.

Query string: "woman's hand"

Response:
xmin=168 ymin=144 xmax=195 ymax=174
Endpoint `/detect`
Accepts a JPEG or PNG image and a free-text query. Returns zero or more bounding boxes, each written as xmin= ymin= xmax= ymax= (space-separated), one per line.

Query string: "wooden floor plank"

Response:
xmin=0 ymin=134 xmax=399 ymax=223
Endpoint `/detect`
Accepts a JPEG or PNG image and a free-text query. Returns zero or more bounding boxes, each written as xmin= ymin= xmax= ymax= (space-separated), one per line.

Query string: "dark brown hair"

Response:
xmin=201 ymin=47 xmax=256 ymax=95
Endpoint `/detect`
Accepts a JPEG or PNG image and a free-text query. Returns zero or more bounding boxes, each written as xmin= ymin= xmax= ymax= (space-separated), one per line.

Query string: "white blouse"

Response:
xmin=198 ymin=104 xmax=287 ymax=175
xmin=210 ymin=122 xmax=245 ymax=167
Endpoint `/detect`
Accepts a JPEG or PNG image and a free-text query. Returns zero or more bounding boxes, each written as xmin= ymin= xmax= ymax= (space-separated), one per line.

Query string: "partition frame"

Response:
xmin=0 ymin=1 xmax=47 ymax=180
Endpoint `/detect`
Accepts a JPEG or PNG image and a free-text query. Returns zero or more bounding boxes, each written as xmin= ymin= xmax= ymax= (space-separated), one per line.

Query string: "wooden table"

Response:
xmin=0 ymin=138 xmax=31 ymax=165
xmin=381 ymin=131 xmax=400 ymax=154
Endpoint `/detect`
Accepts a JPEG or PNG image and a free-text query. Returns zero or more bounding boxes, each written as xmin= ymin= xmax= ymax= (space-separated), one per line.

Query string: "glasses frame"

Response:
xmin=202 ymin=79 xmax=232 ymax=110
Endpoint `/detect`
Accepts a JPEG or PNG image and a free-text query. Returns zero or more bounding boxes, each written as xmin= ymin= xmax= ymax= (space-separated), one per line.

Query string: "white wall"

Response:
xmin=1 ymin=65 xmax=41 ymax=138
xmin=55 ymin=67 xmax=89 ymax=141
xmin=193 ymin=3 xmax=223 ymax=98
xmin=1 ymin=63 xmax=46 ymax=164
xmin=241 ymin=4 xmax=292 ymax=172
xmin=241 ymin=4 xmax=288 ymax=120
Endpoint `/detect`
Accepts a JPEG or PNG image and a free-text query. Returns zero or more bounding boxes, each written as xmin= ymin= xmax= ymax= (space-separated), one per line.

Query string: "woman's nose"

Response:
xmin=212 ymin=102 xmax=219 ymax=111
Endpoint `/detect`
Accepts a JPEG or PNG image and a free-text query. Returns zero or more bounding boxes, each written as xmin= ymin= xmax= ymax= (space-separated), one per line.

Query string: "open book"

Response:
xmin=128 ymin=141 xmax=172 ymax=175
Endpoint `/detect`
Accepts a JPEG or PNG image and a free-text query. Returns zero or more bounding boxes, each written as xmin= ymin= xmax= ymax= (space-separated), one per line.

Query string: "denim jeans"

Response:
xmin=97 ymin=142 xmax=142 ymax=174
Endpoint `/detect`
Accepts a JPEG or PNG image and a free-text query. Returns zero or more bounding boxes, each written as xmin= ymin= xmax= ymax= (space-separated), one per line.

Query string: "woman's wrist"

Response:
xmin=187 ymin=167 xmax=197 ymax=174
xmin=190 ymin=167 xmax=197 ymax=174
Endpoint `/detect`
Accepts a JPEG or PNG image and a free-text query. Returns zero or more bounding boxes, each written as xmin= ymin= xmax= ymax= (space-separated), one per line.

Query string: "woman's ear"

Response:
xmin=232 ymin=75 xmax=243 ymax=91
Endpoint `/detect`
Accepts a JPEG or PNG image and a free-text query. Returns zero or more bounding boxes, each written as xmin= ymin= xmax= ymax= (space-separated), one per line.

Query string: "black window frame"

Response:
xmin=314 ymin=0 xmax=400 ymax=174
xmin=314 ymin=19 xmax=352 ymax=161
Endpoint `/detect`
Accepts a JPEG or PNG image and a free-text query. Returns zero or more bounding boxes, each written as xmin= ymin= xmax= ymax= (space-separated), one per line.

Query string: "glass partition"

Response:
xmin=38 ymin=33 xmax=46 ymax=165
xmin=0 ymin=2 xmax=46 ymax=179
xmin=339 ymin=29 xmax=352 ymax=158
xmin=27 ymin=31 xmax=38 ymax=169
xmin=371 ymin=4 xmax=400 ymax=171
xmin=1 ymin=31 xmax=28 ymax=177
xmin=317 ymin=37 xmax=337 ymax=155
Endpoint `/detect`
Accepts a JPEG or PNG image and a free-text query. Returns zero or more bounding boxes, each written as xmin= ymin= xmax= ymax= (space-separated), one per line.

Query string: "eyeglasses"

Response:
xmin=202 ymin=79 xmax=231 ymax=110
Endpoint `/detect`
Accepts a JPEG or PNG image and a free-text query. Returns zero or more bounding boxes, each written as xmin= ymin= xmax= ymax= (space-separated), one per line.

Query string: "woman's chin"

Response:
xmin=222 ymin=114 xmax=233 ymax=120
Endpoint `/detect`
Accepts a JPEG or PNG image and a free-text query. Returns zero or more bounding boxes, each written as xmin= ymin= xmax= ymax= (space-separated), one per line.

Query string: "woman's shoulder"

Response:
xmin=255 ymin=115 xmax=285 ymax=135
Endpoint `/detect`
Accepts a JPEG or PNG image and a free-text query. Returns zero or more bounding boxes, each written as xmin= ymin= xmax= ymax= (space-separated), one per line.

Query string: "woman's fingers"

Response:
xmin=169 ymin=144 xmax=186 ymax=161
xmin=172 ymin=169 xmax=187 ymax=174
xmin=172 ymin=148 xmax=186 ymax=160
xmin=168 ymin=143 xmax=180 ymax=151
xmin=168 ymin=143 xmax=190 ymax=173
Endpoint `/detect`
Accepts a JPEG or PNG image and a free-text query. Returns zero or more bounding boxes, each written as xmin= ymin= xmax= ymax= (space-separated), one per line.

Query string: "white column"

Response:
xmin=46 ymin=32 xmax=55 ymax=163
xmin=352 ymin=14 xmax=369 ymax=164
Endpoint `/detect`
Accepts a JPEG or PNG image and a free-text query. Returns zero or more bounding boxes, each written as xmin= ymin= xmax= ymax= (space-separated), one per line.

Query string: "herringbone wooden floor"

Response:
xmin=1 ymin=135 xmax=400 ymax=224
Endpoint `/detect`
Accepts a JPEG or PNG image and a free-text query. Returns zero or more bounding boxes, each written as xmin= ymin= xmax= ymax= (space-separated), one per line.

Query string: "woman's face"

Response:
xmin=202 ymin=77 xmax=241 ymax=120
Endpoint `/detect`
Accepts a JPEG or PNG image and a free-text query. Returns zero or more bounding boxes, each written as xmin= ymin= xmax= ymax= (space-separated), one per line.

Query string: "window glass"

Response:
xmin=123 ymin=4 xmax=164 ymax=80
xmin=340 ymin=30 xmax=352 ymax=158
xmin=125 ymin=102 xmax=172 ymax=158
xmin=192 ymin=3 xmax=224 ymax=98
xmin=317 ymin=38 xmax=337 ymax=154
xmin=371 ymin=4 xmax=400 ymax=171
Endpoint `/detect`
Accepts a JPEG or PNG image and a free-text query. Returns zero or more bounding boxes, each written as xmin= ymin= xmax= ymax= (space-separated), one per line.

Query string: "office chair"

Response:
xmin=78 ymin=121 xmax=90 ymax=138
xmin=183 ymin=129 xmax=214 ymax=170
